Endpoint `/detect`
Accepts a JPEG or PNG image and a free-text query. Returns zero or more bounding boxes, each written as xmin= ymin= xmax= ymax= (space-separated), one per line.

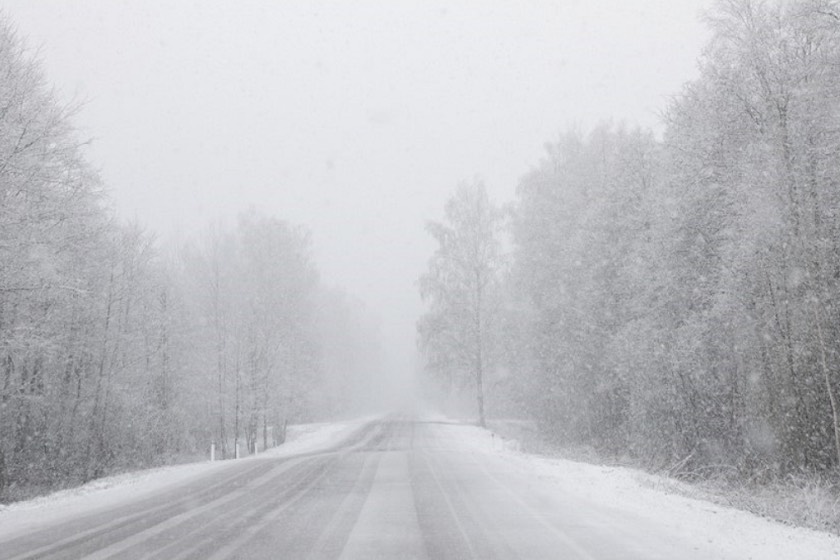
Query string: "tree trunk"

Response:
xmin=476 ymin=356 xmax=485 ymax=428
xmin=814 ymin=305 xmax=840 ymax=468
xmin=475 ymin=269 xmax=486 ymax=428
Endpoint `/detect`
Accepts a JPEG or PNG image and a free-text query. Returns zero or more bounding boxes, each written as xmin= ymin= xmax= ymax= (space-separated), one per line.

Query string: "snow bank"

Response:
xmin=450 ymin=419 xmax=840 ymax=560
xmin=0 ymin=416 xmax=375 ymax=541
xmin=257 ymin=415 xmax=377 ymax=459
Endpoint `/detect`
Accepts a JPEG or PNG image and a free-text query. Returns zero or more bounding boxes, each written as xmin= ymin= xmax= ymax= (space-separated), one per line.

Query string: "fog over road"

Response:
xmin=0 ymin=417 xmax=756 ymax=559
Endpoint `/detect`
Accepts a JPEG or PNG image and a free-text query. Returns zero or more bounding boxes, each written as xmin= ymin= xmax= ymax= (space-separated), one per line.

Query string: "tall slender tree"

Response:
xmin=418 ymin=179 xmax=505 ymax=427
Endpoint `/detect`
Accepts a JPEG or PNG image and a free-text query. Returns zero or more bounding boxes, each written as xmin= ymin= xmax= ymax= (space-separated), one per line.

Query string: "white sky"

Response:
xmin=1 ymin=0 xmax=712 ymax=378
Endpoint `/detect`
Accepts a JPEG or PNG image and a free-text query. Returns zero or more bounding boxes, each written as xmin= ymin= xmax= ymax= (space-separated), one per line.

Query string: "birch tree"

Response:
xmin=418 ymin=179 xmax=505 ymax=427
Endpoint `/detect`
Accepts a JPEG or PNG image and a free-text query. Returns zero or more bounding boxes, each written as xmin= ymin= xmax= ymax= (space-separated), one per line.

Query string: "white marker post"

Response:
xmin=211 ymin=442 xmax=216 ymax=462
xmin=235 ymin=442 xmax=240 ymax=459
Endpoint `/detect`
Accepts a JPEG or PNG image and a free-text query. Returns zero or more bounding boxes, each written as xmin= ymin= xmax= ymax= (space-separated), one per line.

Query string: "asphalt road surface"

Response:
xmin=1 ymin=416 xmax=718 ymax=559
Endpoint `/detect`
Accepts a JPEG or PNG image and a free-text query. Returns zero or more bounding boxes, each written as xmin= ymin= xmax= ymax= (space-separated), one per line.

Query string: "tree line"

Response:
xmin=0 ymin=19 xmax=383 ymax=501
xmin=419 ymin=0 xmax=840 ymax=479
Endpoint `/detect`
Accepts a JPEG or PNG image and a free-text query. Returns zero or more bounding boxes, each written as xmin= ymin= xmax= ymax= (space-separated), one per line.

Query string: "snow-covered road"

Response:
xmin=1 ymin=415 xmax=838 ymax=559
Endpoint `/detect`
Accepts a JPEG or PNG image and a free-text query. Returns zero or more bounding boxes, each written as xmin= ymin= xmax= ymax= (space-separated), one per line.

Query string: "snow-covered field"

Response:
xmin=0 ymin=416 xmax=375 ymax=542
xmin=446 ymin=420 xmax=840 ymax=560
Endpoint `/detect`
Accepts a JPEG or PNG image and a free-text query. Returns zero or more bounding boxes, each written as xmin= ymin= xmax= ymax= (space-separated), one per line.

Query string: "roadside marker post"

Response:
xmin=211 ymin=442 xmax=215 ymax=462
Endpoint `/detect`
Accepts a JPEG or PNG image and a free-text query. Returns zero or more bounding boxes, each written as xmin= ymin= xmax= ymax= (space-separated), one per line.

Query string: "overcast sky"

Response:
xmin=1 ymin=0 xmax=712 ymax=378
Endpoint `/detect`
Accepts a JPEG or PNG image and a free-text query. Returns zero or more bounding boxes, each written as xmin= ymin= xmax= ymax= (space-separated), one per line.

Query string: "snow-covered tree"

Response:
xmin=418 ymin=179 xmax=506 ymax=427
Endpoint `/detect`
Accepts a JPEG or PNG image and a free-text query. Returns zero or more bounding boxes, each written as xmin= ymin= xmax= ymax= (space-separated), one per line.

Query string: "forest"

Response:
xmin=419 ymin=0 xmax=840 ymax=481
xmin=0 ymin=19 xmax=384 ymax=501
xmin=5 ymin=0 xmax=840 ymax=506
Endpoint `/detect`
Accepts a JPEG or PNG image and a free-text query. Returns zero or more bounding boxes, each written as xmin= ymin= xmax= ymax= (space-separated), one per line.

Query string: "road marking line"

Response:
xmin=338 ymin=451 xmax=426 ymax=560
xmin=420 ymin=450 xmax=478 ymax=560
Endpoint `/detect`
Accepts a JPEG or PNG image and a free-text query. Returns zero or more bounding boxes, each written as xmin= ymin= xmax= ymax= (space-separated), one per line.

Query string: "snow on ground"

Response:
xmin=0 ymin=416 xmax=376 ymax=542
xmin=257 ymin=415 xmax=377 ymax=458
xmin=442 ymin=417 xmax=840 ymax=560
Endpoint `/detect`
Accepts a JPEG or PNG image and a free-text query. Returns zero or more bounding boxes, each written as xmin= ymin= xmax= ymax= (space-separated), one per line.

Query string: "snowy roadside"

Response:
xmin=258 ymin=414 xmax=378 ymax=458
xmin=0 ymin=416 xmax=377 ymax=541
xmin=441 ymin=418 xmax=840 ymax=560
